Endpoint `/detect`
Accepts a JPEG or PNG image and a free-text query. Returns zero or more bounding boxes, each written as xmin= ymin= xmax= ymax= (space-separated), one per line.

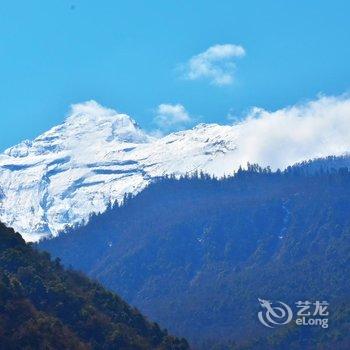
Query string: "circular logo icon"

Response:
xmin=258 ymin=298 xmax=293 ymax=328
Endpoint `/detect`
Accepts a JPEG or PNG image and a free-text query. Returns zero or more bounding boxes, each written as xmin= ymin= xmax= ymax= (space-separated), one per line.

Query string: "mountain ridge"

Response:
xmin=1 ymin=101 xmax=350 ymax=241
xmin=0 ymin=101 xmax=240 ymax=241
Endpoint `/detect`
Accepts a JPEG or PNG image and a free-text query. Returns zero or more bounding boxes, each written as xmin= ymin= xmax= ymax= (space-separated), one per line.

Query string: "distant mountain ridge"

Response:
xmin=1 ymin=101 xmax=350 ymax=241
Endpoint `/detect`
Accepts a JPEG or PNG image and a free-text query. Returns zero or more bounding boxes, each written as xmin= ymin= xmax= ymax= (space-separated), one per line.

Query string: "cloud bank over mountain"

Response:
xmin=151 ymin=94 xmax=350 ymax=169
xmin=231 ymin=94 xmax=350 ymax=169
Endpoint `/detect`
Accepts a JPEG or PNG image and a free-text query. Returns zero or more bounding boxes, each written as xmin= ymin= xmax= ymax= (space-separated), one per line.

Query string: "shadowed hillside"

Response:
xmin=0 ymin=222 xmax=189 ymax=350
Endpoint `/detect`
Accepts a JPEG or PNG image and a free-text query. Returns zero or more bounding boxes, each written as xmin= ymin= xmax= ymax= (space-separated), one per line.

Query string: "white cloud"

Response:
xmin=153 ymin=103 xmax=193 ymax=131
xmin=230 ymin=94 xmax=350 ymax=170
xmin=182 ymin=44 xmax=246 ymax=86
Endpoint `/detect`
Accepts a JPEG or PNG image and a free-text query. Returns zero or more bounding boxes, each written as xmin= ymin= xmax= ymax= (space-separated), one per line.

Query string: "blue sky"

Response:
xmin=1 ymin=0 xmax=350 ymax=151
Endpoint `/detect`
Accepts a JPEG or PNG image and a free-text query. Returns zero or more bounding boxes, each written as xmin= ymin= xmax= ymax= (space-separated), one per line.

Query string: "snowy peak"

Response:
xmin=0 ymin=102 xmax=242 ymax=241
xmin=5 ymin=101 xmax=149 ymax=159
xmin=63 ymin=101 xmax=149 ymax=144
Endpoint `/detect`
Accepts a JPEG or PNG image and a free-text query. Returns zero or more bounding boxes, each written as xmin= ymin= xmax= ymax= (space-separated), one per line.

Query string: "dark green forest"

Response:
xmin=0 ymin=222 xmax=189 ymax=350
xmin=39 ymin=164 xmax=350 ymax=349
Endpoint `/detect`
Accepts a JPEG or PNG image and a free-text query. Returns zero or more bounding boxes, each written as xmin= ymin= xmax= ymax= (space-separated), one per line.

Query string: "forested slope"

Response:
xmin=39 ymin=166 xmax=350 ymax=349
xmin=0 ymin=222 xmax=189 ymax=349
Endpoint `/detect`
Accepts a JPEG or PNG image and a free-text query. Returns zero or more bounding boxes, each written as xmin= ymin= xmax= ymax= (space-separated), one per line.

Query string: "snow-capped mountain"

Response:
xmin=1 ymin=100 xmax=350 ymax=242
xmin=0 ymin=101 xmax=240 ymax=241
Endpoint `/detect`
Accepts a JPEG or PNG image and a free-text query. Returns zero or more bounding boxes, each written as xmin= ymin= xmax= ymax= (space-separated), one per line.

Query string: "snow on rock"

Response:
xmin=0 ymin=101 xmax=240 ymax=241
